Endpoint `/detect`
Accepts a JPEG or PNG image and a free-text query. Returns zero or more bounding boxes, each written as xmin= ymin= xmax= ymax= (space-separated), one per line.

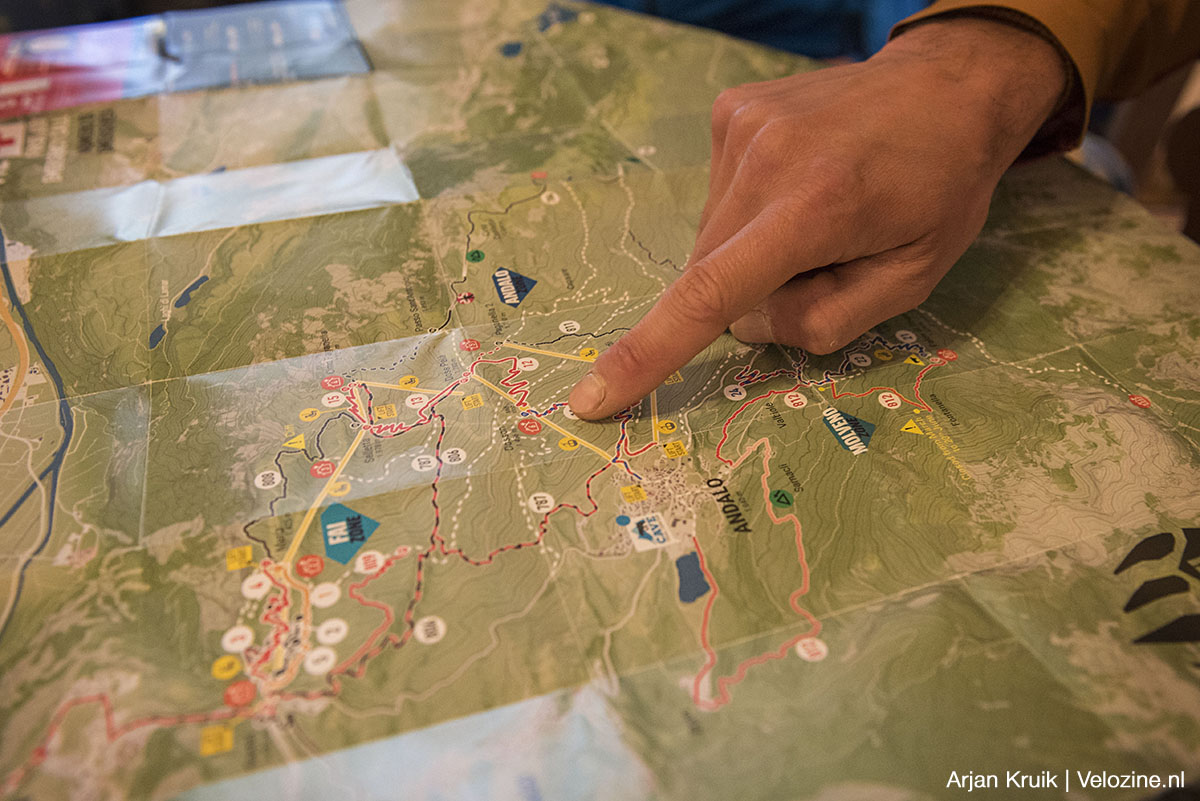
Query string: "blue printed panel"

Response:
xmin=320 ymin=503 xmax=379 ymax=564
xmin=821 ymin=408 xmax=875 ymax=455
xmin=492 ymin=268 xmax=537 ymax=307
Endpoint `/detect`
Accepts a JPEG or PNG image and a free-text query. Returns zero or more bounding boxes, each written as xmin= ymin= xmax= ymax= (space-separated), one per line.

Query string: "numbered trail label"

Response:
xmin=878 ymin=391 xmax=903 ymax=410
xmin=782 ymin=391 xmax=807 ymax=409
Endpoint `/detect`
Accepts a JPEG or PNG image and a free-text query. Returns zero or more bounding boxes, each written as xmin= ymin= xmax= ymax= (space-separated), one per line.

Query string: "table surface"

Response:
xmin=1 ymin=1 xmax=1199 ymax=799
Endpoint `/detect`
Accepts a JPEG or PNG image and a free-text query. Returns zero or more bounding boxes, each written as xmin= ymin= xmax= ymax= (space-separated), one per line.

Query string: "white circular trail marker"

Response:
xmin=795 ymin=637 xmax=828 ymax=662
xmin=782 ymin=391 xmax=807 ymax=410
xmin=254 ymin=471 xmax=282 ymax=490
xmin=316 ymin=618 xmax=349 ymax=645
xmin=414 ymin=616 xmax=446 ymax=645
xmin=528 ymin=492 xmax=555 ymax=514
xmin=878 ymin=391 xmax=903 ymax=410
xmin=312 ymin=582 xmax=341 ymax=609
xmin=304 ymin=646 xmax=337 ymax=675
xmin=221 ymin=625 xmax=255 ymax=653
xmin=354 ymin=550 xmax=385 ymax=574
xmin=241 ymin=572 xmax=270 ymax=600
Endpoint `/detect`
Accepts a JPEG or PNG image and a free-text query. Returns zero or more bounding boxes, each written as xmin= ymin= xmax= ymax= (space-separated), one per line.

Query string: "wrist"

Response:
xmin=875 ymin=16 xmax=1069 ymax=172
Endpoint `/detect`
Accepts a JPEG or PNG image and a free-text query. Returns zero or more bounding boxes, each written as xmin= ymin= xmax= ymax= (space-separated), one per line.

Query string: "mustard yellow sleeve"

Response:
xmin=892 ymin=1 xmax=1200 ymax=152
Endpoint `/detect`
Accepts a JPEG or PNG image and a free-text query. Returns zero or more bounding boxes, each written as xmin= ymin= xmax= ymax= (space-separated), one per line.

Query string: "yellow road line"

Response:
xmin=471 ymin=374 xmax=525 ymax=407
xmin=537 ymin=415 xmax=614 ymax=463
xmin=0 ymin=284 xmax=31 ymax=422
xmin=282 ymin=427 xmax=365 ymax=566
xmin=266 ymin=569 xmax=313 ymax=689
xmin=502 ymin=343 xmax=595 ymax=363
xmin=360 ymin=380 xmax=464 ymax=396
xmin=650 ymin=389 xmax=659 ymax=444
xmin=282 ymin=386 xmax=370 ymax=566
xmin=469 ymin=371 xmax=612 ymax=462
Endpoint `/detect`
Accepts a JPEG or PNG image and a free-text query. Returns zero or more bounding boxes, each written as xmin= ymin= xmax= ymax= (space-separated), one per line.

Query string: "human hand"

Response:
xmin=568 ymin=16 xmax=1068 ymax=420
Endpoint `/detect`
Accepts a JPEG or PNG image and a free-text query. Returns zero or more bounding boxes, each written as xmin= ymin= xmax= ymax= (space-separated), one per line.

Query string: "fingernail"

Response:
xmin=569 ymin=372 xmax=607 ymax=417
xmin=729 ymin=309 xmax=771 ymax=343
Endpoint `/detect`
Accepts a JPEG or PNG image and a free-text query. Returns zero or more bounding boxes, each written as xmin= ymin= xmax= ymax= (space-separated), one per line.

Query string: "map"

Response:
xmin=2 ymin=1 xmax=1200 ymax=799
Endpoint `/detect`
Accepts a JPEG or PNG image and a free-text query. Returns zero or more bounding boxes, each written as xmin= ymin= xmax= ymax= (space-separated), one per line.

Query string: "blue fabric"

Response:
xmin=597 ymin=0 xmax=929 ymax=58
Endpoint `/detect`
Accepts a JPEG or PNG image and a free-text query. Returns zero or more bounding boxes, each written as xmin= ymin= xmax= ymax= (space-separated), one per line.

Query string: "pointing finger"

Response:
xmin=568 ymin=201 xmax=842 ymax=419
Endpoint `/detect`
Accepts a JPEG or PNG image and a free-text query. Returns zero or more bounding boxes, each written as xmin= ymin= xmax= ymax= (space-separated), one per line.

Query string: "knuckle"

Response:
xmin=743 ymin=118 xmax=794 ymax=167
xmin=727 ymin=100 xmax=776 ymax=142
xmin=668 ymin=264 xmax=731 ymax=327
xmin=794 ymin=293 xmax=850 ymax=355
xmin=806 ymin=155 xmax=861 ymax=210
xmin=711 ymin=89 xmax=744 ymax=133
xmin=795 ymin=322 xmax=841 ymax=355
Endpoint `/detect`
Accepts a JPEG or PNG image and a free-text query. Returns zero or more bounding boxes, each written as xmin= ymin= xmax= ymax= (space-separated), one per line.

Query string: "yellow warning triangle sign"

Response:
xmin=901 ymin=420 xmax=923 ymax=435
xmin=905 ymin=354 xmax=925 ymax=365
xmin=283 ymin=433 xmax=306 ymax=449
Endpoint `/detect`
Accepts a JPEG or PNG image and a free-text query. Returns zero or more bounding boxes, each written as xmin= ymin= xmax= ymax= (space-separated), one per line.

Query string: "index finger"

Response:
xmin=567 ymin=202 xmax=838 ymax=420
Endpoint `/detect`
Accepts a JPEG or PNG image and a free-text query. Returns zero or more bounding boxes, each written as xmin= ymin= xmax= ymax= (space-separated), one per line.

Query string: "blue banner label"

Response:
xmin=492 ymin=268 xmax=536 ymax=307
xmin=320 ymin=503 xmax=379 ymax=564
xmin=821 ymin=407 xmax=875 ymax=455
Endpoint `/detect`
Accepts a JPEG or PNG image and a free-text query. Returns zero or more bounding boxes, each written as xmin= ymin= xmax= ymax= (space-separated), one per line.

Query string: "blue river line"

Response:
xmin=0 ymin=229 xmax=74 ymax=643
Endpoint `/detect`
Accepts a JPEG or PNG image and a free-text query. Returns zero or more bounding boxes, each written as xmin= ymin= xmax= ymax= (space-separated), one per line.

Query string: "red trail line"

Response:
xmin=4 ymin=694 xmax=240 ymax=794
xmin=696 ymin=356 xmax=945 ymax=708
xmin=714 ymin=383 xmax=801 ymax=465
xmin=249 ymin=565 xmax=293 ymax=676
xmin=691 ymin=438 xmax=821 ymax=711
xmin=827 ymin=359 xmax=941 ymax=411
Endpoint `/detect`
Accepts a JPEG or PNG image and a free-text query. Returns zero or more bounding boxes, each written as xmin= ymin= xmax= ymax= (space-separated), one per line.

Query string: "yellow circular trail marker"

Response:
xmin=211 ymin=655 xmax=242 ymax=680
